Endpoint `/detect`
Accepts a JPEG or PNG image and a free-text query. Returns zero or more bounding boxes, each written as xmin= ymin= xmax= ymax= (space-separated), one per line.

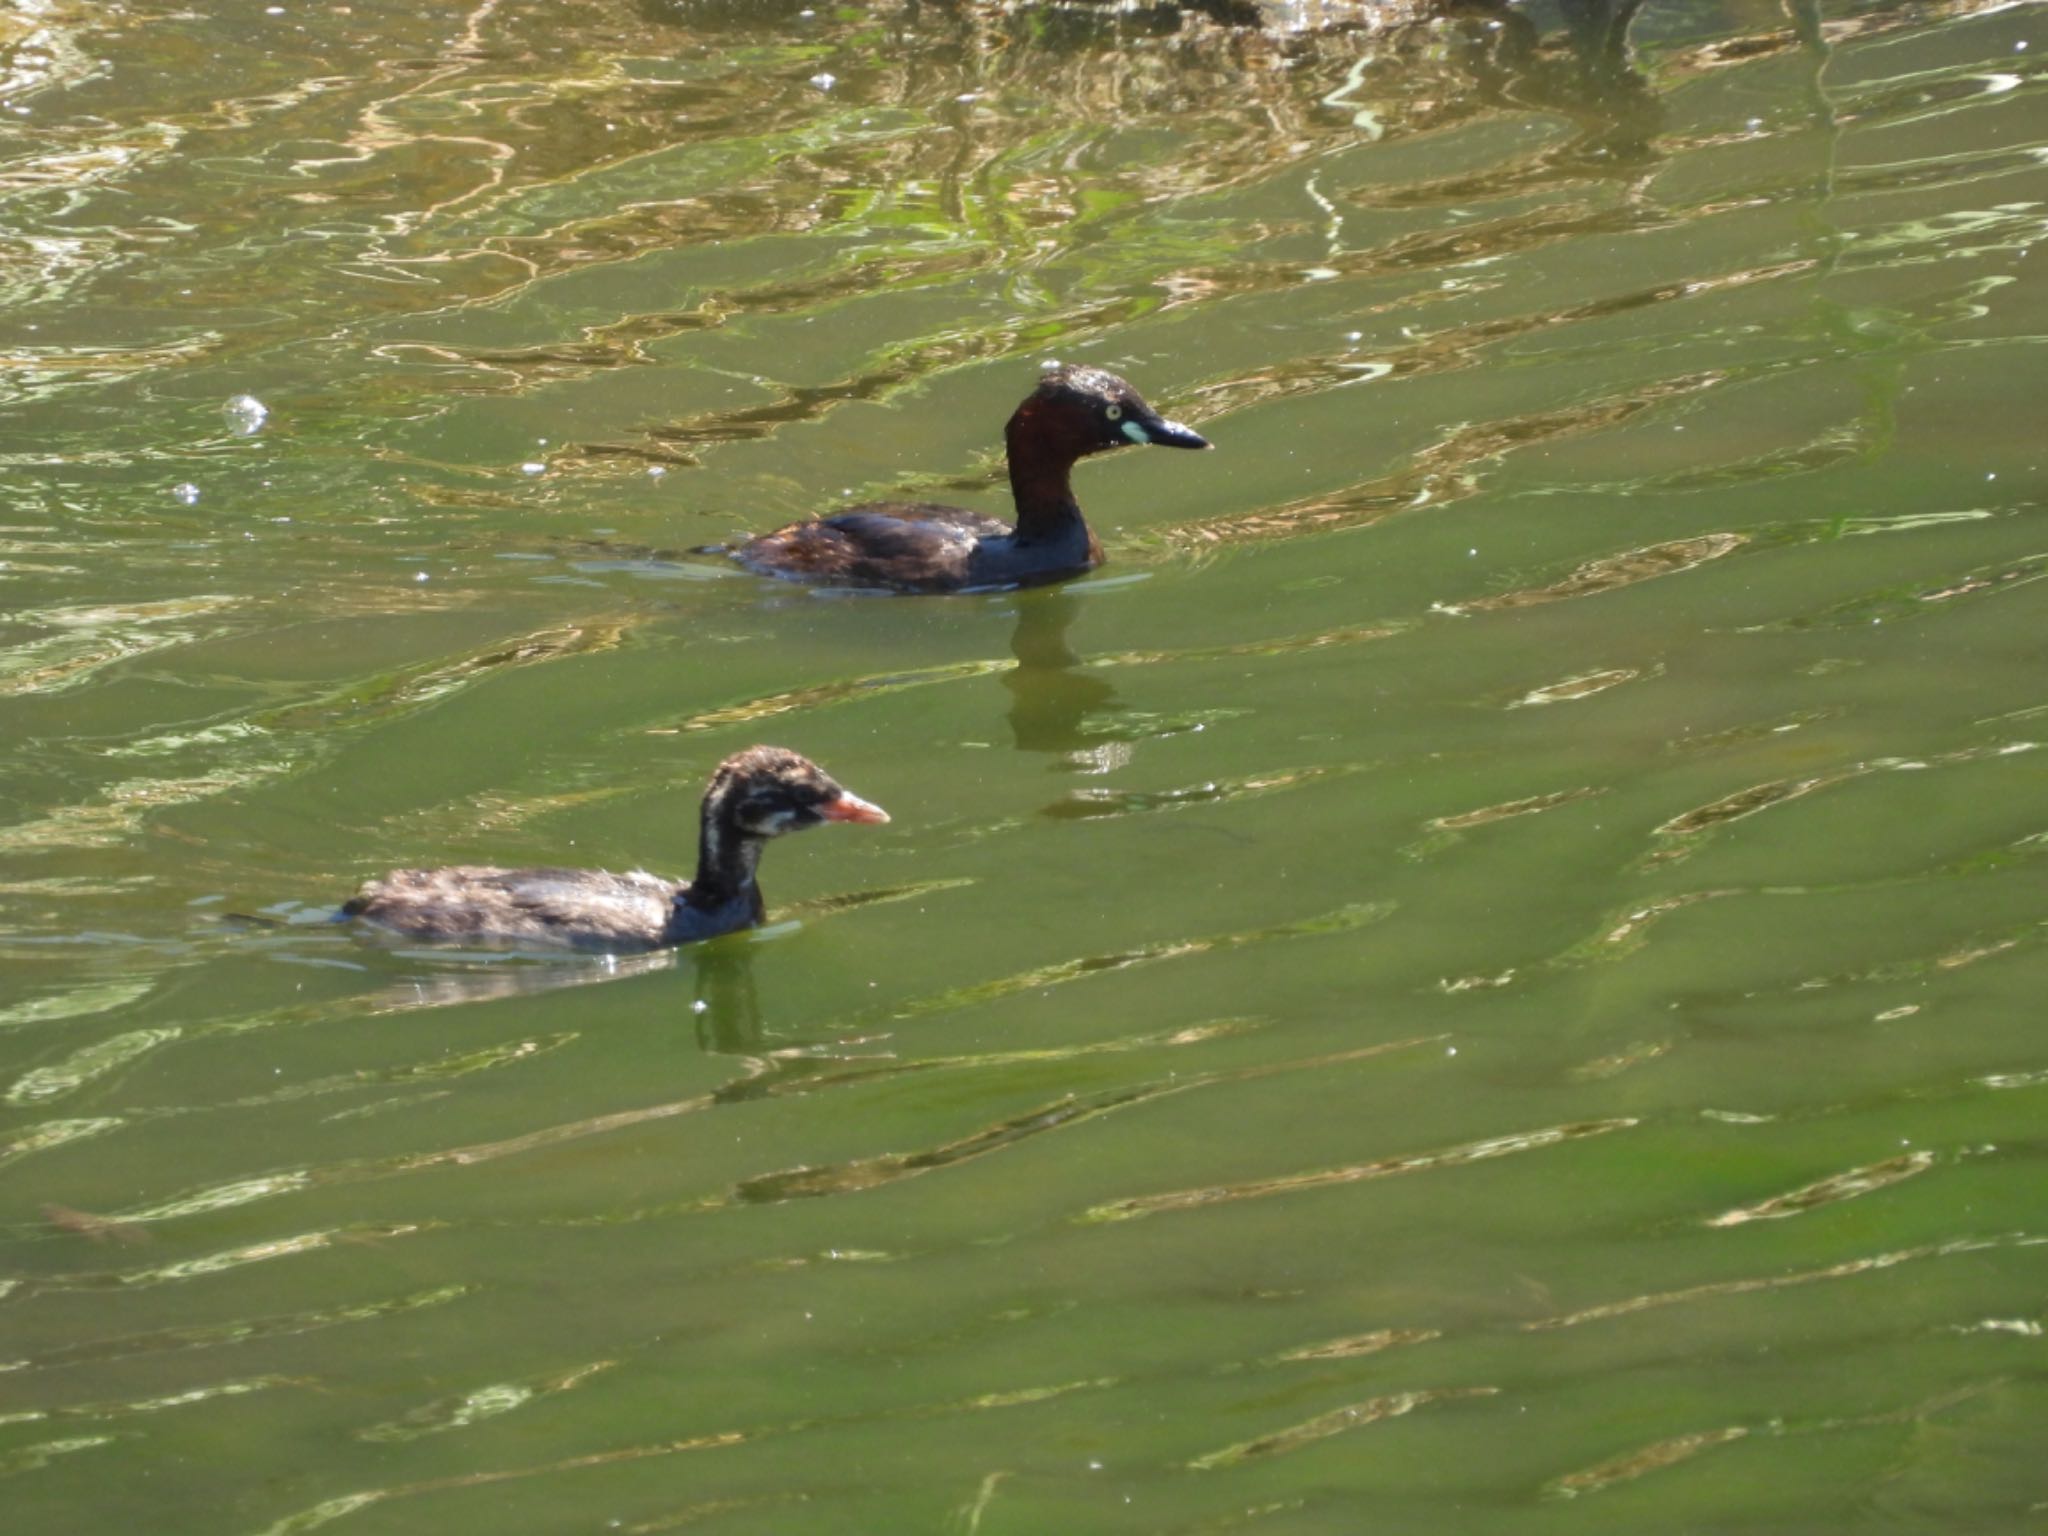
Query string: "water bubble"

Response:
xmin=172 ymin=482 xmax=201 ymax=505
xmin=647 ymin=465 xmax=666 ymax=479
xmin=520 ymin=461 xmax=546 ymax=476
xmin=809 ymin=72 xmax=836 ymax=91
xmin=223 ymin=394 xmax=268 ymax=435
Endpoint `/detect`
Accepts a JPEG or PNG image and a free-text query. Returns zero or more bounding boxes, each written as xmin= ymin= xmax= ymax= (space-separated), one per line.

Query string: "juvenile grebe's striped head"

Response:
xmin=702 ymin=746 xmax=889 ymax=841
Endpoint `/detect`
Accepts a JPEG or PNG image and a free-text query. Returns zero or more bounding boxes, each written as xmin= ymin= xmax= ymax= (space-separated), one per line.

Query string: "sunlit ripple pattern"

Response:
xmin=2 ymin=0 xmax=2045 ymax=1531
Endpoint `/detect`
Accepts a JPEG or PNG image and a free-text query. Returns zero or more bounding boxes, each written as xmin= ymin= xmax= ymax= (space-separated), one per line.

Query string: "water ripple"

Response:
xmin=1041 ymin=761 xmax=1365 ymax=823
xmin=14 ymin=1222 xmax=436 ymax=1300
xmin=887 ymin=899 xmax=1396 ymax=1020
xmin=1704 ymin=1150 xmax=1941 ymax=1227
xmin=1507 ymin=667 xmax=1650 ymax=708
xmin=1546 ymin=1425 xmax=1751 ymax=1499
xmin=0 ymin=1374 xmax=294 ymax=1430
xmin=1187 ymin=1386 xmax=1500 ymax=1471
xmin=1081 ymin=1118 xmax=1638 ymax=1224
xmin=4 ymin=1027 xmax=181 ymax=1107
xmin=0 ymin=1435 xmax=114 ymax=1478
xmin=1267 ymin=1326 xmax=1442 ymax=1365
xmin=3 ymin=1282 xmax=471 ymax=1374
xmin=0 ymin=1117 xmax=123 ymax=1171
xmin=1523 ymin=1233 xmax=2041 ymax=1332
xmin=356 ymin=1360 xmax=615 ymax=1443
xmin=0 ymin=596 xmax=239 ymax=697
xmin=1441 ymin=534 xmax=1748 ymax=616
xmin=726 ymin=1036 xmax=1436 ymax=1210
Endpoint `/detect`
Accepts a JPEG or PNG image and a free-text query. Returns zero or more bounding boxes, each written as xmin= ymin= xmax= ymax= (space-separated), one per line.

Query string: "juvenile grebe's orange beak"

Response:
xmin=821 ymin=791 xmax=890 ymax=825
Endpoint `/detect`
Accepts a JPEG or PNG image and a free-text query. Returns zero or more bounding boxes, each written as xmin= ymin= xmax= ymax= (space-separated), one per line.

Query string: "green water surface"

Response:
xmin=2 ymin=0 xmax=2044 ymax=1531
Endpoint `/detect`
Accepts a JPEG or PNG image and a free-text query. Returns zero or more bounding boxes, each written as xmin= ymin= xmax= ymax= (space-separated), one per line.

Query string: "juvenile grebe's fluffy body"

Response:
xmin=344 ymin=746 xmax=887 ymax=952
xmin=733 ymin=364 xmax=1210 ymax=594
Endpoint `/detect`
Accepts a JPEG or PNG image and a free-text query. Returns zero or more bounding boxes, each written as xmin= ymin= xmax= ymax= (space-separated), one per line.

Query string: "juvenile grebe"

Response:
xmin=344 ymin=746 xmax=887 ymax=952
xmin=732 ymin=364 xmax=1210 ymax=593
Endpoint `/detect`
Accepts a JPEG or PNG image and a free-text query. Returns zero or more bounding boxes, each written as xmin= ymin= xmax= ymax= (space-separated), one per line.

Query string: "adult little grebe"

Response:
xmin=343 ymin=746 xmax=887 ymax=952
xmin=732 ymin=364 xmax=1211 ymax=593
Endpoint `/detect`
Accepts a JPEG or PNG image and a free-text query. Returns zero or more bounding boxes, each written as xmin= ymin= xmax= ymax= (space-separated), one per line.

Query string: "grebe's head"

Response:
xmin=1011 ymin=362 xmax=1212 ymax=459
xmin=704 ymin=746 xmax=890 ymax=840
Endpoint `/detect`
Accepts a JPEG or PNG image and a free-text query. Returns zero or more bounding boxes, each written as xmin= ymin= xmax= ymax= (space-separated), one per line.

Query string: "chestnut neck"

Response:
xmin=1004 ymin=399 xmax=1090 ymax=545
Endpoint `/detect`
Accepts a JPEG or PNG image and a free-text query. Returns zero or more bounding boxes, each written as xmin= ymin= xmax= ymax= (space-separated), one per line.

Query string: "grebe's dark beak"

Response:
xmin=820 ymin=791 xmax=890 ymax=825
xmin=1122 ymin=413 xmax=1211 ymax=450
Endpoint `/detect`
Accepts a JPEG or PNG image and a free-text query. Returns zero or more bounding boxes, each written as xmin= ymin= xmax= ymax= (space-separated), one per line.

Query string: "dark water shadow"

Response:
xmin=987 ymin=0 xmax=1670 ymax=165
xmin=1405 ymin=0 xmax=1664 ymax=165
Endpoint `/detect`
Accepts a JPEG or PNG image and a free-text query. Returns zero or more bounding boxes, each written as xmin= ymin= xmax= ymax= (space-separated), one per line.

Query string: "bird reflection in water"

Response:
xmin=1000 ymin=588 xmax=1130 ymax=775
xmin=687 ymin=936 xmax=765 ymax=1053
